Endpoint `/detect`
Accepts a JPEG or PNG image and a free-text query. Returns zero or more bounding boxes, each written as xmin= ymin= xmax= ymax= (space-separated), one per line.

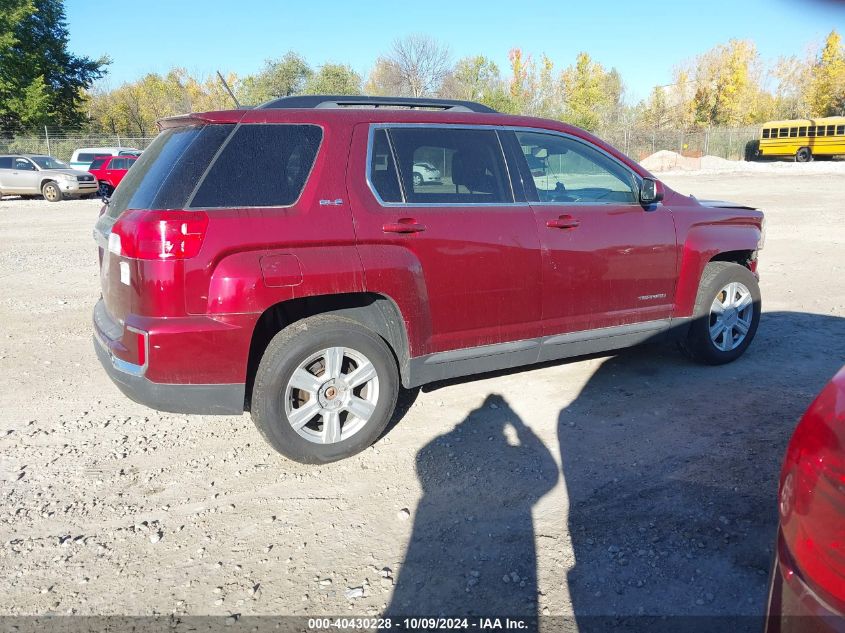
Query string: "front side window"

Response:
xmin=387 ymin=127 xmax=512 ymax=204
xmin=514 ymin=131 xmax=637 ymax=204
xmin=190 ymin=124 xmax=322 ymax=208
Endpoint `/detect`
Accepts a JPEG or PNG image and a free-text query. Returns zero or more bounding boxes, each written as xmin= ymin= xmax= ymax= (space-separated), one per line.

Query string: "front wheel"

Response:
xmin=251 ymin=315 xmax=399 ymax=463
xmin=681 ymin=262 xmax=761 ymax=365
xmin=98 ymin=182 xmax=113 ymax=198
xmin=41 ymin=181 xmax=63 ymax=202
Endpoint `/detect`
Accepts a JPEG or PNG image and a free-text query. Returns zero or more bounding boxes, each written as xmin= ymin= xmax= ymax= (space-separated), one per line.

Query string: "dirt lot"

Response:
xmin=1 ymin=167 xmax=844 ymax=627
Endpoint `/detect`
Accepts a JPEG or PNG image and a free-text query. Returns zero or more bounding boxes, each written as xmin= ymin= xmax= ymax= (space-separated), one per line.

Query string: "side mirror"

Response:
xmin=640 ymin=177 xmax=664 ymax=205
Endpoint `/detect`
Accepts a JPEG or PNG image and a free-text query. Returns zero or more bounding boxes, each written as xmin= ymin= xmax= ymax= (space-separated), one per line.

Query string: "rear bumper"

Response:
xmin=765 ymin=532 xmax=845 ymax=633
xmin=92 ymin=298 xmax=248 ymax=415
xmin=94 ymin=335 xmax=244 ymax=414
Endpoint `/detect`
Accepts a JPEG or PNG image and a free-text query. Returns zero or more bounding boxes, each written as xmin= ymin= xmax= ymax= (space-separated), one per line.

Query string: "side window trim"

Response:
xmin=365 ymin=123 xmax=524 ymax=208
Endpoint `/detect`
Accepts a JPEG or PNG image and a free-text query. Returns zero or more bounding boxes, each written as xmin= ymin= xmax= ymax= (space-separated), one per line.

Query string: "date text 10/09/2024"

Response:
xmin=308 ymin=618 xmax=531 ymax=630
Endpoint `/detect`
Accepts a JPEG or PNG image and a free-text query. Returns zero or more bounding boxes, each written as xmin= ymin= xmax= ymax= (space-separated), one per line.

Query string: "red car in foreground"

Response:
xmin=92 ymin=95 xmax=765 ymax=463
xmin=88 ymin=154 xmax=137 ymax=197
xmin=766 ymin=366 xmax=845 ymax=632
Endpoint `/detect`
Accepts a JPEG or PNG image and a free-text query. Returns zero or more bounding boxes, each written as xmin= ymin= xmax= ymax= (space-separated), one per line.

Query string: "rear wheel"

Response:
xmin=681 ymin=262 xmax=761 ymax=365
xmin=41 ymin=181 xmax=63 ymax=202
xmin=795 ymin=147 xmax=812 ymax=163
xmin=251 ymin=315 xmax=399 ymax=463
xmin=744 ymin=140 xmax=760 ymax=161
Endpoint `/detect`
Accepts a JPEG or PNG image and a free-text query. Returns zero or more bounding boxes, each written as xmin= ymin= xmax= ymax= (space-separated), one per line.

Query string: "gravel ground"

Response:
xmin=0 ymin=166 xmax=843 ymax=627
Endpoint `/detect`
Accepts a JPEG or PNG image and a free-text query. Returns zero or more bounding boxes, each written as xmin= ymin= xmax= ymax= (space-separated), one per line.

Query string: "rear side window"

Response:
xmin=106 ymin=124 xmax=234 ymax=219
xmin=190 ymin=124 xmax=322 ymax=208
xmin=0 ymin=157 xmax=12 ymax=169
xmin=76 ymin=153 xmax=96 ymax=162
xmin=387 ymin=127 xmax=512 ymax=204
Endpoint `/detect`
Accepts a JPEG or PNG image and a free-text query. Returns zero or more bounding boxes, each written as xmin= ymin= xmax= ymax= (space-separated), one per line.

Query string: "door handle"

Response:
xmin=383 ymin=218 xmax=426 ymax=234
xmin=546 ymin=215 xmax=580 ymax=229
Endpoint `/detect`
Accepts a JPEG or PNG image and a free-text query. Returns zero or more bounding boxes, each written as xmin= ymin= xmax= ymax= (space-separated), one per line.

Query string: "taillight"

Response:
xmin=109 ymin=210 xmax=209 ymax=260
xmin=780 ymin=368 xmax=845 ymax=606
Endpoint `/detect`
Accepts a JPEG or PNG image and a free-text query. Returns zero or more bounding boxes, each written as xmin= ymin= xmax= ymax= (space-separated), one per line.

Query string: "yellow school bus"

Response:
xmin=756 ymin=116 xmax=845 ymax=162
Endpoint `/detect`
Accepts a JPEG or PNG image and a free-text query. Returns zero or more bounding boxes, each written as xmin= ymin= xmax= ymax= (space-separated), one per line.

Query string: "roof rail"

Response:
xmin=257 ymin=95 xmax=497 ymax=113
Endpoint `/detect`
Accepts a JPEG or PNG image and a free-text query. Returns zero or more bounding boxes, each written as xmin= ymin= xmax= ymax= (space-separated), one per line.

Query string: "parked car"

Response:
xmin=412 ymin=161 xmax=441 ymax=186
xmin=0 ymin=154 xmax=97 ymax=201
xmin=92 ymin=95 xmax=765 ymax=463
xmin=765 ymin=365 xmax=845 ymax=632
xmin=70 ymin=147 xmax=141 ymax=170
xmin=88 ymin=155 xmax=138 ymax=197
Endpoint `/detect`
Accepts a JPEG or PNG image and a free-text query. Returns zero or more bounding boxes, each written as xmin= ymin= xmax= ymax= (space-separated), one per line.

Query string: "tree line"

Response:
xmin=1 ymin=0 xmax=843 ymax=138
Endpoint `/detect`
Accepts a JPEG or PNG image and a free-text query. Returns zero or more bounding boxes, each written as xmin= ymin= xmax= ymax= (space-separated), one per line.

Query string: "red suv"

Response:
xmin=88 ymin=154 xmax=138 ymax=198
xmin=93 ymin=95 xmax=765 ymax=463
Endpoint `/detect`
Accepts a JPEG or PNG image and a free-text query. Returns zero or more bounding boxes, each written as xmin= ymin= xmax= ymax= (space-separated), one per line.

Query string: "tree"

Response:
xmin=0 ymin=0 xmax=107 ymax=131
xmin=439 ymin=55 xmax=514 ymax=111
xmin=807 ymin=30 xmax=845 ymax=116
xmin=303 ymin=63 xmax=362 ymax=95
xmin=560 ymin=52 xmax=616 ymax=130
xmin=239 ymin=52 xmax=312 ymax=105
xmin=681 ymin=39 xmax=767 ymax=127
xmin=369 ymin=35 xmax=450 ymax=97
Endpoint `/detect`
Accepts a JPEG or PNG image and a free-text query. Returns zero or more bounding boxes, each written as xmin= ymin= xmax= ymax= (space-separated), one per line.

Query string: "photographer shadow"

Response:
xmin=385 ymin=394 xmax=559 ymax=618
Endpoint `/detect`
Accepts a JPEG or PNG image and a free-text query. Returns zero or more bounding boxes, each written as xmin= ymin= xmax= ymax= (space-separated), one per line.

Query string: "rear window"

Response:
xmin=90 ymin=157 xmax=107 ymax=170
xmin=189 ymin=124 xmax=322 ymax=208
xmin=106 ymin=124 xmax=234 ymax=219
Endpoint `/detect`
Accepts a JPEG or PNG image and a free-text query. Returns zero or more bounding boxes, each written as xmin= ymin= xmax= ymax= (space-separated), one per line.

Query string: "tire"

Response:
xmin=744 ymin=140 xmax=760 ymax=162
xmin=412 ymin=172 xmax=423 ymax=187
xmin=680 ymin=262 xmax=761 ymax=365
xmin=251 ymin=315 xmax=400 ymax=464
xmin=795 ymin=147 xmax=812 ymax=163
xmin=41 ymin=181 xmax=63 ymax=202
xmin=98 ymin=182 xmax=113 ymax=198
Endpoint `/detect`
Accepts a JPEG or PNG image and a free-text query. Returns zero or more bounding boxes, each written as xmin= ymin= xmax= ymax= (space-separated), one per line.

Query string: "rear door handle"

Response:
xmin=546 ymin=215 xmax=580 ymax=229
xmin=383 ymin=218 xmax=426 ymax=234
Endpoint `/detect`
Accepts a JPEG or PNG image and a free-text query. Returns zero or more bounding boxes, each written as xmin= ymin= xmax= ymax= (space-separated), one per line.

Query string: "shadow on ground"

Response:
xmin=386 ymin=311 xmax=845 ymax=630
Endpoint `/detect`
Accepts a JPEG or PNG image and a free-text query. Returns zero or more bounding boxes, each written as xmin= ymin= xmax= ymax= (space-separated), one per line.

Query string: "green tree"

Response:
xmin=0 ymin=0 xmax=107 ymax=131
xmin=239 ymin=52 xmax=312 ymax=105
xmin=303 ymin=63 xmax=362 ymax=95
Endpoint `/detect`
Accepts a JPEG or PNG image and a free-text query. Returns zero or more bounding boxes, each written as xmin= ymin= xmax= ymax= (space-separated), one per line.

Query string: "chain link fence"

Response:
xmin=0 ymin=132 xmax=157 ymax=162
xmin=1 ymin=125 xmax=762 ymax=164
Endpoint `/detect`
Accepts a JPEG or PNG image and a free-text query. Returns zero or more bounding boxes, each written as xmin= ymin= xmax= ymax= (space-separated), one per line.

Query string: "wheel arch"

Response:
xmin=675 ymin=223 xmax=762 ymax=317
xmin=244 ymin=292 xmax=410 ymax=409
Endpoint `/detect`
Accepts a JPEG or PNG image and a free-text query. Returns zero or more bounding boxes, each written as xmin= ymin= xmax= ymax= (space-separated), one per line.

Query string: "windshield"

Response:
xmin=30 ymin=156 xmax=69 ymax=170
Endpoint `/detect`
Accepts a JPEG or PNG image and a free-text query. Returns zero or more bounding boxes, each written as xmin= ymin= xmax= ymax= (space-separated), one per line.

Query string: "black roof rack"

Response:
xmin=257 ymin=95 xmax=497 ymax=113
